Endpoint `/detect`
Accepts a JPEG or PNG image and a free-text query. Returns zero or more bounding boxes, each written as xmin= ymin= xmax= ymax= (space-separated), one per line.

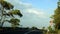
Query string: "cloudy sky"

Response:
xmin=4 ymin=0 xmax=58 ymax=28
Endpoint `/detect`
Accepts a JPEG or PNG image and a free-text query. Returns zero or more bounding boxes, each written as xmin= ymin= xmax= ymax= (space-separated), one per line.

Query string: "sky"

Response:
xmin=4 ymin=0 xmax=58 ymax=29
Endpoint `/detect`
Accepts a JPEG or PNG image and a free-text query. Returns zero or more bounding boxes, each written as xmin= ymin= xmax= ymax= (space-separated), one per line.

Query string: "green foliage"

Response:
xmin=51 ymin=0 xmax=60 ymax=29
xmin=0 ymin=0 xmax=14 ymax=10
xmin=3 ymin=10 xmax=23 ymax=17
xmin=51 ymin=4 xmax=60 ymax=29
xmin=8 ymin=10 xmax=23 ymax=17
xmin=0 ymin=0 xmax=23 ymax=27
xmin=9 ymin=18 xmax=20 ymax=25
xmin=53 ymin=8 xmax=60 ymax=29
xmin=42 ymin=27 xmax=45 ymax=30
xmin=50 ymin=15 xmax=54 ymax=19
xmin=48 ymin=26 xmax=53 ymax=32
xmin=31 ymin=27 xmax=38 ymax=30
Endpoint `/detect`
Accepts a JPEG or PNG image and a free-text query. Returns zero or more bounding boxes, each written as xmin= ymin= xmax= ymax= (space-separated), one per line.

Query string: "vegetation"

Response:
xmin=51 ymin=0 xmax=60 ymax=30
xmin=0 ymin=0 xmax=23 ymax=27
xmin=49 ymin=0 xmax=60 ymax=34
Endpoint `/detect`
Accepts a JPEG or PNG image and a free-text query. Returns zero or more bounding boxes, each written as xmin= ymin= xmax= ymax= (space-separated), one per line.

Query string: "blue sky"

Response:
xmin=4 ymin=0 xmax=58 ymax=29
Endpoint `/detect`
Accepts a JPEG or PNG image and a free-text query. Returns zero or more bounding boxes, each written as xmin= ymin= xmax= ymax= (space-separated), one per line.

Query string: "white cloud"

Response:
xmin=19 ymin=2 xmax=32 ymax=8
xmin=5 ymin=0 xmax=32 ymax=8
xmin=5 ymin=0 xmax=47 ymax=18
xmin=26 ymin=8 xmax=47 ymax=18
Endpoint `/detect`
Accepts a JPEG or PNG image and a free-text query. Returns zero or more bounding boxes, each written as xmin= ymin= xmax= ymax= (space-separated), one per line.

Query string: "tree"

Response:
xmin=0 ymin=0 xmax=23 ymax=27
xmin=48 ymin=26 xmax=53 ymax=32
xmin=52 ymin=0 xmax=60 ymax=29
xmin=31 ymin=27 xmax=38 ymax=30
xmin=42 ymin=27 xmax=45 ymax=30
